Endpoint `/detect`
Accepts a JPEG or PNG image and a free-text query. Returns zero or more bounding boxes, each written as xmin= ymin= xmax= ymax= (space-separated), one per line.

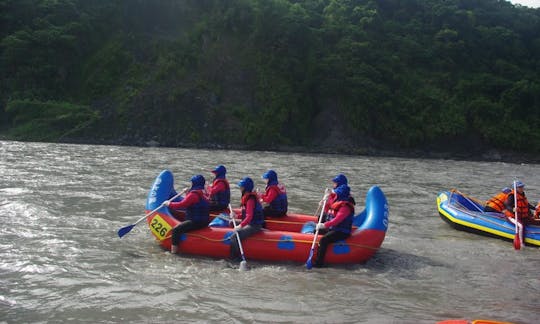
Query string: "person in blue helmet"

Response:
xmin=313 ymin=184 xmax=355 ymax=267
xmin=164 ymin=175 xmax=210 ymax=254
xmin=320 ymin=173 xmax=355 ymax=221
xmin=260 ymin=170 xmax=288 ymax=217
xmin=503 ymin=181 xmax=537 ymax=225
xmin=207 ymin=165 xmax=230 ymax=212
xmin=230 ymin=177 xmax=264 ymax=260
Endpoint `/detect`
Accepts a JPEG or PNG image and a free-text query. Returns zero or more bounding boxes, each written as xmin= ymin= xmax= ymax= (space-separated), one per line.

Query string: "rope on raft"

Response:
xmin=159 ymin=232 xmax=378 ymax=250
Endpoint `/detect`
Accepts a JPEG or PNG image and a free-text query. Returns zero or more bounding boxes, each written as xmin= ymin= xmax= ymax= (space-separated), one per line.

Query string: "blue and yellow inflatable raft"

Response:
xmin=437 ymin=190 xmax=540 ymax=247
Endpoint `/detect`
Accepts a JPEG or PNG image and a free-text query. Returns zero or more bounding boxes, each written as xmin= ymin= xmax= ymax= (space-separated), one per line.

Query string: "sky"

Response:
xmin=508 ymin=0 xmax=540 ymax=8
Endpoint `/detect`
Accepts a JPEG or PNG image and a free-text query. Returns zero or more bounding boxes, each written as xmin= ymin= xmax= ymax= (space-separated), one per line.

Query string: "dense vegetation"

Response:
xmin=1 ymin=0 xmax=539 ymax=158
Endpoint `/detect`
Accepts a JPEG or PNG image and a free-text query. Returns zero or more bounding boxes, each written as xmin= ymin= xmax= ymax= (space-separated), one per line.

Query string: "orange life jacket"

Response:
xmin=485 ymin=191 xmax=509 ymax=212
xmin=504 ymin=190 xmax=530 ymax=219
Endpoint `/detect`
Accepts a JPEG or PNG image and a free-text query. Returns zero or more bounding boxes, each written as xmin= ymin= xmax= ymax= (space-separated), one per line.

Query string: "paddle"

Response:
xmin=229 ymin=204 xmax=248 ymax=271
xmin=117 ymin=188 xmax=188 ymax=238
xmin=306 ymin=188 xmax=329 ymax=270
xmin=311 ymin=196 xmax=323 ymax=223
xmin=512 ymin=180 xmax=522 ymax=250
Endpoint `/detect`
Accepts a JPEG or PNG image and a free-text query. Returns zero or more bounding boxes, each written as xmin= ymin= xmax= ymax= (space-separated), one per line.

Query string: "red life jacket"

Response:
xmin=240 ymin=192 xmax=264 ymax=225
xmin=327 ymin=201 xmax=355 ymax=234
xmin=209 ymin=178 xmax=230 ymax=207
xmin=185 ymin=190 xmax=210 ymax=223
xmin=265 ymin=184 xmax=287 ymax=213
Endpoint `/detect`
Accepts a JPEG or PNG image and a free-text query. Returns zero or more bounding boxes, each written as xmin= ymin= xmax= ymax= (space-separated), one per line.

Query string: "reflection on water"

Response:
xmin=1 ymin=140 xmax=539 ymax=323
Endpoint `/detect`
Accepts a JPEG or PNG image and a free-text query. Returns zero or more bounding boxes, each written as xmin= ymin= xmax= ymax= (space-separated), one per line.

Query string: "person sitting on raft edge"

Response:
xmin=504 ymin=181 xmax=539 ymax=225
xmin=260 ymin=169 xmax=288 ymax=217
xmin=484 ymin=187 xmax=512 ymax=213
xmin=313 ymin=184 xmax=355 ymax=268
xmin=164 ymin=175 xmax=210 ymax=254
xmin=230 ymin=177 xmax=264 ymax=261
xmin=320 ymin=173 xmax=355 ymax=222
xmin=207 ymin=164 xmax=230 ymax=213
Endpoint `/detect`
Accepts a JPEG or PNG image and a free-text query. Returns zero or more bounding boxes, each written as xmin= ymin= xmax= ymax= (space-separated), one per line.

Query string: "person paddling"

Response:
xmin=320 ymin=173 xmax=355 ymax=222
xmin=164 ymin=175 xmax=210 ymax=254
xmin=313 ymin=184 xmax=355 ymax=268
xmin=503 ymin=181 xmax=537 ymax=225
xmin=230 ymin=177 xmax=264 ymax=261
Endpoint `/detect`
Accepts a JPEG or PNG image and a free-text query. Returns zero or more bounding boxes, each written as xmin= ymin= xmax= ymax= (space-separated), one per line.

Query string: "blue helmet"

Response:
xmin=332 ymin=174 xmax=348 ymax=186
xmin=237 ymin=177 xmax=254 ymax=192
xmin=190 ymin=174 xmax=205 ymax=190
xmin=262 ymin=170 xmax=277 ymax=181
xmin=211 ymin=165 xmax=226 ymax=177
xmin=515 ymin=181 xmax=525 ymax=188
xmin=501 ymin=187 xmax=511 ymax=194
xmin=262 ymin=170 xmax=278 ymax=186
xmin=334 ymin=184 xmax=350 ymax=201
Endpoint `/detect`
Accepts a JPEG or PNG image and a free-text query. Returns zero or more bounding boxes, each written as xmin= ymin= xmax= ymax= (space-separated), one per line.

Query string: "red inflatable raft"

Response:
xmin=145 ymin=170 xmax=389 ymax=265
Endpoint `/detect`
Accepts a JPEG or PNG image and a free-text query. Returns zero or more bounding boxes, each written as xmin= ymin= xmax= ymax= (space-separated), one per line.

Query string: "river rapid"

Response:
xmin=1 ymin=140 xmax=539 ymax=323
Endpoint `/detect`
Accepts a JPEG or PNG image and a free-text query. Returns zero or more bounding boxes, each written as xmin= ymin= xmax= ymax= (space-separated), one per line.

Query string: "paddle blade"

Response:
xmin=513 ymin=235 xmax=521 ymax=250
xmin=117 ymin=224 xmax=135 ymax=238
xmin=305 ymin=250 xmax=314 ymax=270
xmin=239 ymin=260 xmax=248 ymax=271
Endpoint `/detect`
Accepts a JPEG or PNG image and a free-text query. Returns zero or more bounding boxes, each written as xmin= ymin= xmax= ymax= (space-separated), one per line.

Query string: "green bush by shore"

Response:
xmin=1 ymin=0 xmax=539 ymax=159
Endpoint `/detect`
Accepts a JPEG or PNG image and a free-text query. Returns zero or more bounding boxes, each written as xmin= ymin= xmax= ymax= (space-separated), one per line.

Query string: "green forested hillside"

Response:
xmin=1 ymin=0 xmax=539 ymax=158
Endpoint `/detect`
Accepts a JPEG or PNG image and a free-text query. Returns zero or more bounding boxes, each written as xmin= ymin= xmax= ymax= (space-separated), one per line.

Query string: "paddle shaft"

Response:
xmin=117 ymin=187 xmax=189 ymax=238
xmin=143 ymin=189 xmax=187 ymax=222
xmin=513 ymin=181 xmax=522 ymax=249
xmin=305 ymin=188 xmax=330 ymax=270
xmin=310 ymin=189 xmax=329 ymax=251
xmin=229 ymin=204 xmax=247 ymax=261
